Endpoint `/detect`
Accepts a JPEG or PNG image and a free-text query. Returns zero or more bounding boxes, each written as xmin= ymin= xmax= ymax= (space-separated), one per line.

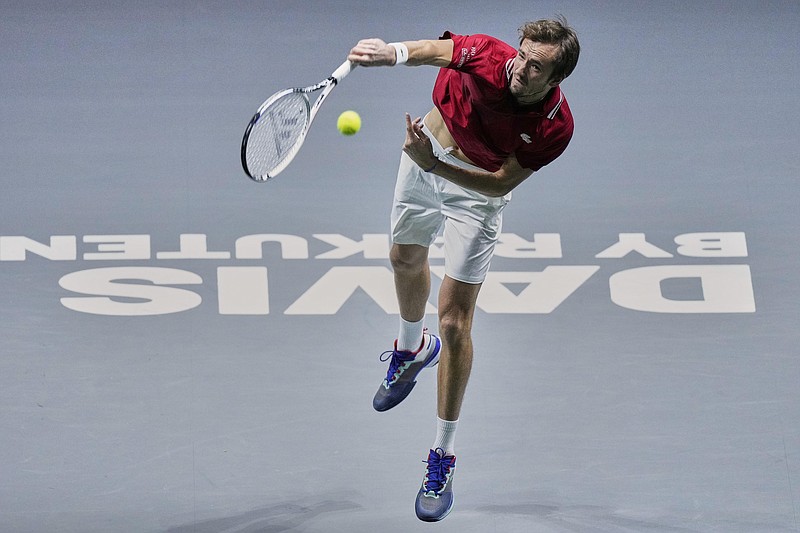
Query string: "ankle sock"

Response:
xmin=397 ymin=317 xmax=424 ymax=352
xmin=432 ymin=417 xmax=458 ymax=456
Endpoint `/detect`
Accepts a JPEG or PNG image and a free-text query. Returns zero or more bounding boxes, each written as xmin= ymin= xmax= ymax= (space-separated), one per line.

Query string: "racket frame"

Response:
xmin=241 ymin=60 xmax=354 ymax=182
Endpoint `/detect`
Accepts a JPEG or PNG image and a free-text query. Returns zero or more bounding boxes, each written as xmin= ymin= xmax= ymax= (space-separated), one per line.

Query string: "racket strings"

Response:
xmin=245 ymin=92 xmax=309 ymax=179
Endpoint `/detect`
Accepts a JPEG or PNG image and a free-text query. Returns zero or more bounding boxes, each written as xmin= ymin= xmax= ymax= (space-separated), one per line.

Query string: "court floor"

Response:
xmin=1 ymin=1 xmax=799 ymax=532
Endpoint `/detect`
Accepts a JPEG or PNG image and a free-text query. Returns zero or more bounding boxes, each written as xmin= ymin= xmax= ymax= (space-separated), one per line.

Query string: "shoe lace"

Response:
xmin=379 ymin=349 xmax=415 ymax=385
xmin=422 ymin=448 xmax=455 ymax=496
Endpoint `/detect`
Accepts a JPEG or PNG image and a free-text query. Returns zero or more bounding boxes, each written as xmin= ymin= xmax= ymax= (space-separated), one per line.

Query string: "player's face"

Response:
xmin=509 ymin=39 xmax=561 ymax=105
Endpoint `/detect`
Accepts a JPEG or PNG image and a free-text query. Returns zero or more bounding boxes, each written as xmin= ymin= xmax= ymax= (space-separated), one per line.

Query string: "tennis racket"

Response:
xmin=241 ymin=60 xmax=355 ymax=182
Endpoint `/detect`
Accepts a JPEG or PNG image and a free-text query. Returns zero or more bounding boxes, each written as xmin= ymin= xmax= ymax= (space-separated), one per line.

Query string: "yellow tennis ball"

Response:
xmin=337 ymin=110 xmax=361 ymax=135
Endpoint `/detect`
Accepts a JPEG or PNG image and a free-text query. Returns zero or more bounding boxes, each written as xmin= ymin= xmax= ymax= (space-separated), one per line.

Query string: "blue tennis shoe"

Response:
xmin=415 ymin=448 xmax=456 ymax=522
xmin=372 ymin=333 xmax=441 ymax=412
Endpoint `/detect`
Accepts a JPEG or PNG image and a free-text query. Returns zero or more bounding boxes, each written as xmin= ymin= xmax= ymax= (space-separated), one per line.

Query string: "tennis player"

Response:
xmin=348 ymin=17 xmax=580 ymax=522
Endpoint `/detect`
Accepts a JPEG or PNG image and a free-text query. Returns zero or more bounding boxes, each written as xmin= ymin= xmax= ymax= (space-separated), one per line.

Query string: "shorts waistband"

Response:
xmin=421 ymin=120 xmax=486 ymax=173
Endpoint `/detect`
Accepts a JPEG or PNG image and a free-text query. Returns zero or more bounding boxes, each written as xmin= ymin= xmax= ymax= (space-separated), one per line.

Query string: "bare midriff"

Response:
xmin=424 ymin=107 xmax=478 ymax=167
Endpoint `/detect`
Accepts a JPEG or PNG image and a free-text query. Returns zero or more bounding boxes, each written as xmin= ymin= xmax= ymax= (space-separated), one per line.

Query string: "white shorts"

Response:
xmin=390 ymin=123 xmax=511 ymax=284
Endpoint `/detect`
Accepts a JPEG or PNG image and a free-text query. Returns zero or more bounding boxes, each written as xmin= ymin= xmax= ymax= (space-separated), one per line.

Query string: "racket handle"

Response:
xmin=331 ymin=60 xmax=356 ymax=83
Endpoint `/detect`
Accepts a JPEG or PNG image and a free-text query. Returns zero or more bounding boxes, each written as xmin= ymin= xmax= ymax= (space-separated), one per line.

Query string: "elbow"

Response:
xmin=488 ymin=168 xmax=532 ymax=197
xmin=487 ymin=178 xmax=516 ymax=198
xmin=494 ymin=184 xmax=515 ymax=197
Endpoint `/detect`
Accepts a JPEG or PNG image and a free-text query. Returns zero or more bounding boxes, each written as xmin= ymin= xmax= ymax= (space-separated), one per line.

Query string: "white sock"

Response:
xmin=432 ymin=417 xmax=458 ymax=456
xmin=397 ymin=317 xmax=424 ymax=352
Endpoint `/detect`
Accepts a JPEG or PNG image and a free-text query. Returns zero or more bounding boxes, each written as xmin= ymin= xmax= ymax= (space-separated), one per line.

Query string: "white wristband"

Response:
xmin=388 ymin=42 xmax=409 ymax=65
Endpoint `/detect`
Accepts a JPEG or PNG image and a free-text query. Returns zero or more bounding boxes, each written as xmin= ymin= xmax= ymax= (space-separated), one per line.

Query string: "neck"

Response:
xmin=513 ymin=86 xmax=552 ymax=107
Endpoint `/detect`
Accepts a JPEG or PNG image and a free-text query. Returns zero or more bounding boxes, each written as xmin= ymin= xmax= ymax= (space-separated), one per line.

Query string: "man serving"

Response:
xmin=348 ymin=17 xmax=580 ymax=522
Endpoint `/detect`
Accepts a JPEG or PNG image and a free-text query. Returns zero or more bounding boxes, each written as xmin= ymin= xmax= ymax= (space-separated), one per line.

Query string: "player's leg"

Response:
xmin=416 ymin=174 xmax=507 ymax=522
xmin=414 ymin=275 xmax=478 ymax=522
xmin=373 ymin=154 xmax=443 ymax=412
xmin=390 ymin=243 xmax=430 ymax=325
xmin=389 ymin=151 xmax=441 ymax=332
xmin=373 ymin=243 xmax=442 ymax=412
xmin=436 ymin=275 xmax=481 ymax=422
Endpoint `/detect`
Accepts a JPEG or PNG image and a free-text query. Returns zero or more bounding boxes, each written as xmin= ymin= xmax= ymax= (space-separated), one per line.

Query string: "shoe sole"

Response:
xmin=373 ymin=381 xmax=416 ymax=412
xmin=416 ymin=506 xmax=453 ymax=522
xmin=416 ymin=494 xmax=454 ymax=522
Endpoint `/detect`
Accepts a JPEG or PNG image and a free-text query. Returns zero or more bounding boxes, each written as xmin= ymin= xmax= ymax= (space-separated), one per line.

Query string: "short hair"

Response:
xmin=519 ymin=16 xmax=580 ymax=82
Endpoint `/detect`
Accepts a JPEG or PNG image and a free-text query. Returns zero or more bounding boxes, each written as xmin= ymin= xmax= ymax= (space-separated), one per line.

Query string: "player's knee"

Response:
xmin=438 ymin=311 xmax=472 ymax=345
xmin=390 ymin=244 xmax=428 ymax=273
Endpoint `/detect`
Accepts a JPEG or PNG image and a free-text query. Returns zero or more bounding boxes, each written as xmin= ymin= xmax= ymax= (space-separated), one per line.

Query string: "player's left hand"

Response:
xmin=403 ymin=113 xmax=438 ymax=171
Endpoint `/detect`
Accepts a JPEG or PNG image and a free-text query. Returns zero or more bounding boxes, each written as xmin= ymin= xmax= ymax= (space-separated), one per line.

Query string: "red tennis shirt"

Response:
xmin=432 ymin=31 xmax=574 ymax=172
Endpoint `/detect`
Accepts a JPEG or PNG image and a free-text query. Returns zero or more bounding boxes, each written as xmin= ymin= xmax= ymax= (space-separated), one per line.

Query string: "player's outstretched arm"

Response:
xmin=348 ymin=38 xmax=453 ymax=67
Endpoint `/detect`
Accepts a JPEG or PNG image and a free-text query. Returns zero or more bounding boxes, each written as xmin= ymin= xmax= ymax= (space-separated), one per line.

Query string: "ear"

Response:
xmin=548 ymin=75 xmax=564 ymax=88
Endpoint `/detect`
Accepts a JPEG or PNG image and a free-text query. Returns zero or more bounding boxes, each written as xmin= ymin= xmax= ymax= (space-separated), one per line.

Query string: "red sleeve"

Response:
xmin=440 ymin=31 xmax=514 ymax=89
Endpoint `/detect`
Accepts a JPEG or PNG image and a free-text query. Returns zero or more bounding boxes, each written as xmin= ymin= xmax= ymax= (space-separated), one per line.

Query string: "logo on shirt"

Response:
xmin=456 ymin=46 xmax=477 ymax=68
xmin=520 ymin=133 xmax=532 ymax=144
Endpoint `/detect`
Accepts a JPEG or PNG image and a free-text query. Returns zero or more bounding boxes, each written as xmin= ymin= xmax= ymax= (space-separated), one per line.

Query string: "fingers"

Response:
xmin=404 ymin=113 xmax=419 ymax=136
xmin=404 ymin=113 xmax=414 ymax=142
xmin=404 ymin=113 xmax=414 ymax=139
xmin=404 ymin=113 xmax=426 ymax=139
xmin=403 ymin=113 xmax=437 ymax=172
xmin=348 ymin=38 xmax=392 ymax=66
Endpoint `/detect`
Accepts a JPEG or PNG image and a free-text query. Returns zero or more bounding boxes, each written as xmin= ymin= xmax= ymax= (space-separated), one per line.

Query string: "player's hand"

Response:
xmin=348 ymin=38 xmax=396 ymax=66
xmin=403 ymin=113 xmax=438 ymax=171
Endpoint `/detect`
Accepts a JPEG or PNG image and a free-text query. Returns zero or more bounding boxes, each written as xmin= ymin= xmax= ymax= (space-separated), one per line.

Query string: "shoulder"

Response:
xmin=439 ymin=31 xmax=516 ymax=67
